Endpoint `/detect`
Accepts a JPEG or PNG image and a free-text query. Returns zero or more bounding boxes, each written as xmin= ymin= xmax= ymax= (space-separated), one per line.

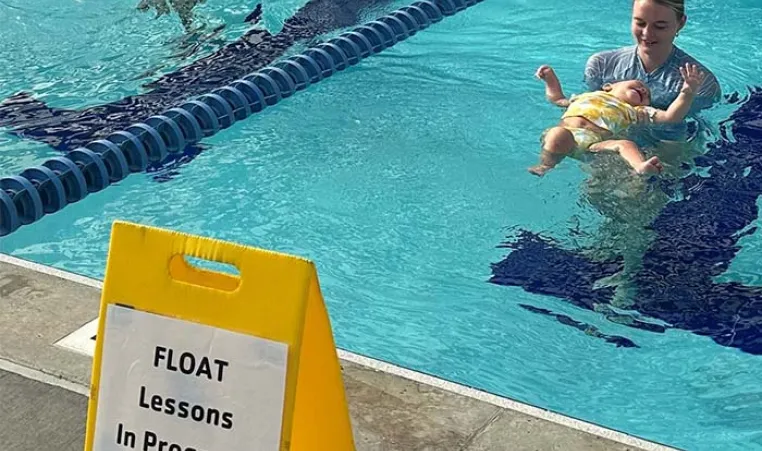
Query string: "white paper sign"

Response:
xmin=92 ymin=304 xmax=288 ymax=451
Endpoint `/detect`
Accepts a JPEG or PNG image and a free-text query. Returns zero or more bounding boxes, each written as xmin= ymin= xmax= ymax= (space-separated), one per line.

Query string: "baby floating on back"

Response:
xmin=529 ymin=63 xmax=706 ymax=177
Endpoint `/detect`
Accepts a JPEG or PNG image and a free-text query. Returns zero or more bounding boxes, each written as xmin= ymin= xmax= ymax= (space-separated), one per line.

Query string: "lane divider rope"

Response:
xmin=0 ymin=0 xmax=483 ymax=237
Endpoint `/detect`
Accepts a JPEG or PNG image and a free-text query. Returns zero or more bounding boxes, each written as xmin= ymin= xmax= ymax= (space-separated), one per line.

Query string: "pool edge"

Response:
xmin=0 ymin=251 xmax=680 ymax=451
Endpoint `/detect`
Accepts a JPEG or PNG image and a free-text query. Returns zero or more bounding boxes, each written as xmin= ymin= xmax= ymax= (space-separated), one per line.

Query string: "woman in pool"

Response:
xmin=584 ymin=0 xmax=721 ymax=143
xmin=576 ymin=0 xmax=722 ymax=306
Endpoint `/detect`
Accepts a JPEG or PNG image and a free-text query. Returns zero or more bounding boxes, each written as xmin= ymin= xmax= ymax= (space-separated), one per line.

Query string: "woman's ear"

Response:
xmin=602 ymin=83 xmax=613 ymax=92
xmin=677 ymin=15 xmax=687 ymax=34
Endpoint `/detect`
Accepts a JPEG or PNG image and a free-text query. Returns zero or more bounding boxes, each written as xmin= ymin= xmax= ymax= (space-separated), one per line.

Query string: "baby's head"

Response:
xmin=602 ymin=80 xmax=651 ymax=106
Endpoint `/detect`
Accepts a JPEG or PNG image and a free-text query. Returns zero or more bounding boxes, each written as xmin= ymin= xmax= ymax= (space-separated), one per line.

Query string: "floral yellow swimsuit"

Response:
xmin=546 ymin=91 xmax=657 ymax=153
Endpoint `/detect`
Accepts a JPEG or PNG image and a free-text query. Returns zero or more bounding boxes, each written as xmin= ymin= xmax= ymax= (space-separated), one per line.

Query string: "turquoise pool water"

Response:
xmin=2 ymin=0 xmax=762 ymax=449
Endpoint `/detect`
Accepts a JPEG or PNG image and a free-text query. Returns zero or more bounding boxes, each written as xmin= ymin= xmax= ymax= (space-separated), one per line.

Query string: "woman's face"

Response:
xmin=631 ymin=0 xmax=685 ymax=57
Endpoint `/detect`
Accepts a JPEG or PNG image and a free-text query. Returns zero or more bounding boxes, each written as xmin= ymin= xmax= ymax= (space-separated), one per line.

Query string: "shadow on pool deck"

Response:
xmin=0 ymin=255 xmax=675 ymax=451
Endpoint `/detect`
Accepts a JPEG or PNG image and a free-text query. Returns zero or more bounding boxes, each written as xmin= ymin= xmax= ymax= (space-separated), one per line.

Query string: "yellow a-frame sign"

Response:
xmin=84 ymin=220 xmax=354 ymax=450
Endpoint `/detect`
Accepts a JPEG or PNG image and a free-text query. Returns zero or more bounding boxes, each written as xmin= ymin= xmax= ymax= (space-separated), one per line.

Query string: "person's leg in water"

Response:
xmin=529 ymin=126 xmax=577 ymax=177
xmin=137 ymin=0 xmax=171 ymax=17
xmin=170 ymin=0 xmax=204 ymax=33
xmin=582 ymin=142 xmax=668 ymax=308
xmin=589 ymin=139 xmax=663 ymax=175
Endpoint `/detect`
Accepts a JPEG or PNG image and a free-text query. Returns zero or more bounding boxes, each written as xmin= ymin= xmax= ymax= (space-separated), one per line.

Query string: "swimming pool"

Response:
xmin=1 ymin=0 xmax=762 ymax=449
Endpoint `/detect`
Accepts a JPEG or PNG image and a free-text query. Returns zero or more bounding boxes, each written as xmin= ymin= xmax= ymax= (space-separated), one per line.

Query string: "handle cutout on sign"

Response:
xmin=169 ymin=254 xmax=242 ymax=293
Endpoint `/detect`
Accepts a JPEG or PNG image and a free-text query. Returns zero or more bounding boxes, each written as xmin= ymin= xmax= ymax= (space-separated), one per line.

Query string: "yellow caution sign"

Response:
xmin=84 ymin=220 xmax=354 ymax=451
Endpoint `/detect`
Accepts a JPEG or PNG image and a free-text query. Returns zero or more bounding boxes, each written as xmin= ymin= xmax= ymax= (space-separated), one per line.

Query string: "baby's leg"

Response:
xmin=589 ymin=139 xmax=663 ymax=175
xmin=529 ymin=126 xmax=576 ymax=177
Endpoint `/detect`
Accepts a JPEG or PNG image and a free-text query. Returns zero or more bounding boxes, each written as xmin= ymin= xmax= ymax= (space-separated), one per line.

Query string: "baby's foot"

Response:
xmin=528 ymin=164 xmax=553 ymax=177
xmin=635 ymin=156 xmax=663 ymax=175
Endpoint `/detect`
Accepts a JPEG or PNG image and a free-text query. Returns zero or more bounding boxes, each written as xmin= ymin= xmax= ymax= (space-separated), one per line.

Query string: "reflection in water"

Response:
xmin=577 ymin=129 xmax=707 ymax=309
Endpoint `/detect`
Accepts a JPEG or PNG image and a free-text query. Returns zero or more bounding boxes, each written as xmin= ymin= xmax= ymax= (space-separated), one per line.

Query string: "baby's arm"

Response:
xmin=648 ymin=64 xmax=707 ymax=123
xmin=535 ymin=65 xmax=570 ymax=108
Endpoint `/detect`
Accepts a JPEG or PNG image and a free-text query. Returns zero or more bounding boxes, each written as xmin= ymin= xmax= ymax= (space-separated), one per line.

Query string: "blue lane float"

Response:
xmin=43 ymin=157 xmax=88 ymax=203
xmin=19 ymin=166 xmax=66 ymax=214
xmin=0 ymin=0 xmax=482 ymax=237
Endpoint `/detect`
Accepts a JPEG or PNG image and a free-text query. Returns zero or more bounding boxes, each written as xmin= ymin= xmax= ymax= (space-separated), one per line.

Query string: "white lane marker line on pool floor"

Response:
xmin=3 ymin=252 xmax=678 ymax=451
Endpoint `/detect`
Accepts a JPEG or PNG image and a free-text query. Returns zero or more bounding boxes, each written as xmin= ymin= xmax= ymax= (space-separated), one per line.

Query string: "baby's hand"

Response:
xmin=535 ymin=65 xmax=557 ymax=81
xmin=680 ymin=63 xmax=706 ymax=95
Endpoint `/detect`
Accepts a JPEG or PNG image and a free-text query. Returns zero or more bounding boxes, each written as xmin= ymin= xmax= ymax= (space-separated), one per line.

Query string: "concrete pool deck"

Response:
xmin=0 ymin=252 xmax=679 ymax=451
